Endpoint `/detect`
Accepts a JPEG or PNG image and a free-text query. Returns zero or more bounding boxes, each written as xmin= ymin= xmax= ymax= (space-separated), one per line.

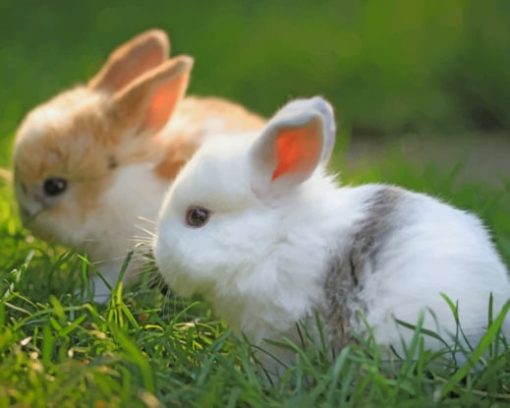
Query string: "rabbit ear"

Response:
xmin=112 ymin=55 xmax=193 ymax=134
xmin=89 ymin=29 xmax=169 ymax=93
xmin=250 ymin=97 xmax=336 ymax=197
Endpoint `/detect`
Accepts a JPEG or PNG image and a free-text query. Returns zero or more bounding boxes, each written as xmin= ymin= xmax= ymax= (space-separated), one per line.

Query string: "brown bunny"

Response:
xmin=13 ymin=29 xmax=264 ymax=300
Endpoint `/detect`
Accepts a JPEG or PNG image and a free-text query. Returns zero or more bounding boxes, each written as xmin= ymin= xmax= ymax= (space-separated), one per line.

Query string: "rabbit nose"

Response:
xmin=15 ymin=179 xmax=29 ymax=198
xmin=16 ymin=183 xmax=47 ymax=218
xmin=17 ymin=196 xmax=45 ymax=226
xmin=18 ymin=203 xmax=31 ymax=221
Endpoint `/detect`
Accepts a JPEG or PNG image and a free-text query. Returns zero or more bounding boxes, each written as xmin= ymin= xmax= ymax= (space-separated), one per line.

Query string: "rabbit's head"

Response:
xmin=154 ymin=97 xmax=336 ymax=298
xmin=13 ymin=30 xmax=193 ymax=247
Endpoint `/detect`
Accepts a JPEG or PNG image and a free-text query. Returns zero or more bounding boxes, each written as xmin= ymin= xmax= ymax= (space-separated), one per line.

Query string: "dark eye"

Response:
xmin=43 ymin=178 xmax=68 ymax=196
xmin=186 ymin=206 xmax=210 ymax=228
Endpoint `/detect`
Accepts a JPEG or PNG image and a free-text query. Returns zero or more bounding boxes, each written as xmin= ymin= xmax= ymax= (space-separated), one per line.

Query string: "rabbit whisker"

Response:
xmin=137 ymin=216 xmax=158 ymax=226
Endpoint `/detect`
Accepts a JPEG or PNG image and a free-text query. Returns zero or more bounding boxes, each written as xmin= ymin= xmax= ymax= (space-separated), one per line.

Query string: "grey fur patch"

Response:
xmin=322 ymin=186 xmax=405 ymax=348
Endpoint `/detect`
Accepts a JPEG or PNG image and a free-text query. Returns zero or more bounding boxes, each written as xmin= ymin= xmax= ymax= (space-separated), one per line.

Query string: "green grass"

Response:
xmin=1 ymin=151 xmax=510 ymax=407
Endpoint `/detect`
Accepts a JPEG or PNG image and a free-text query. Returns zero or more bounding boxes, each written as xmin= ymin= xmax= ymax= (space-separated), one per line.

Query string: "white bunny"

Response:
xmin=154 ymin=96 xmax=510 ymax=367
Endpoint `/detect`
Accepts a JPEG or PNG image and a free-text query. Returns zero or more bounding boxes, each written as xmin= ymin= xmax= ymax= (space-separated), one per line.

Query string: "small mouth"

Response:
xmin=15 ymin=185 xmax=48 ymax=227
xmin=19 ymin=205 xmax=30 ymax=224
xmin=18 ymin=203 xmax=44 ymax=227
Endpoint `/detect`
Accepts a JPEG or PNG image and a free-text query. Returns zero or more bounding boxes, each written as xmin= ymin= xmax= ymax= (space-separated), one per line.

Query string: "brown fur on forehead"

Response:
xmin=14 ymin=86 xmax=122 ymax=185
xmin=13 ymin=87 xmax=123 ymax=222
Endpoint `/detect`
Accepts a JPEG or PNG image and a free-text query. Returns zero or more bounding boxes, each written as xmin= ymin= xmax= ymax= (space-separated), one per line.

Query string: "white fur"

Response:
xmin=81 ymin=163 xmax=168 ymax=298
xmin=154 ymin=97 xmax=510 ymax=360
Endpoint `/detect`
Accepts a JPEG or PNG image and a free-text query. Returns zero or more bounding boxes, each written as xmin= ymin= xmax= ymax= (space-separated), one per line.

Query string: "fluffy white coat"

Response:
xmin=155 ymin=97 xmax=510 ymax=361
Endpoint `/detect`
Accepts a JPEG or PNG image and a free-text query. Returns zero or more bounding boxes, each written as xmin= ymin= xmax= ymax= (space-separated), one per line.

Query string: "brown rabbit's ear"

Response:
xmin=89 ymin=29 xmax=169 ymax=93
xmin=113 ymin=55 xmax=193 ymax=134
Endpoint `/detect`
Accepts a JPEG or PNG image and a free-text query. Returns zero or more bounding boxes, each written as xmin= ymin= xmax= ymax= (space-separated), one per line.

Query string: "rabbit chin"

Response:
xmin=28 ymin=211 xmax=87 ymax=247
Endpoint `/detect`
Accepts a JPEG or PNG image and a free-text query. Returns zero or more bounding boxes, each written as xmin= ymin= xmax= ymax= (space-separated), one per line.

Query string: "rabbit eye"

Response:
xmin=43 ymin=178 xmax=68 ymax=196
xmin=186 ymin=206 xmax=210 ymax=228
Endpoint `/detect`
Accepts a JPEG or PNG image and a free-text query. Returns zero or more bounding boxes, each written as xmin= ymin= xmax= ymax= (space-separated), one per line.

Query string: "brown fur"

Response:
xmin=14 ymin=88 xmax=119 ymax=221
xmin=89 ymin=29 xmax=169 ymax=92
xmin=155 ymin=96 xmax=265 ymax=179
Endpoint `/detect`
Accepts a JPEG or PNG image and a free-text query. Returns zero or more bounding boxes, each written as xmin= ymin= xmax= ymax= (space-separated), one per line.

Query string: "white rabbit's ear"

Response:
xmin=89 ymin=29 xmax=169 ymax=93
xmin=250 ymin=97 xmax=336 ymax=197
xmin=112 ymin=56 xmax=193 ymax=134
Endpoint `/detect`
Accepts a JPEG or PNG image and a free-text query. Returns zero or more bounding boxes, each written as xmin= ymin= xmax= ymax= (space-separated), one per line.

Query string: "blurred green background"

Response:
xmin=1 ymin=0 xmax=510 ymax=156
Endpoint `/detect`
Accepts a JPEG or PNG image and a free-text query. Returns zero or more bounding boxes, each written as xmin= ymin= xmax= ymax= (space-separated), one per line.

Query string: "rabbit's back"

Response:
xmin=324 ymin=184 xmax=510 ymax=348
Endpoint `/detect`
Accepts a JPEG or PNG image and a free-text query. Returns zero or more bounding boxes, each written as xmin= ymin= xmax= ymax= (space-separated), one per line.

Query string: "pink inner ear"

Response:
xmin=145 ymin=76 xmax=187 ymax=130
xmin=272 ymin=120 xmax=322 ymax=180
